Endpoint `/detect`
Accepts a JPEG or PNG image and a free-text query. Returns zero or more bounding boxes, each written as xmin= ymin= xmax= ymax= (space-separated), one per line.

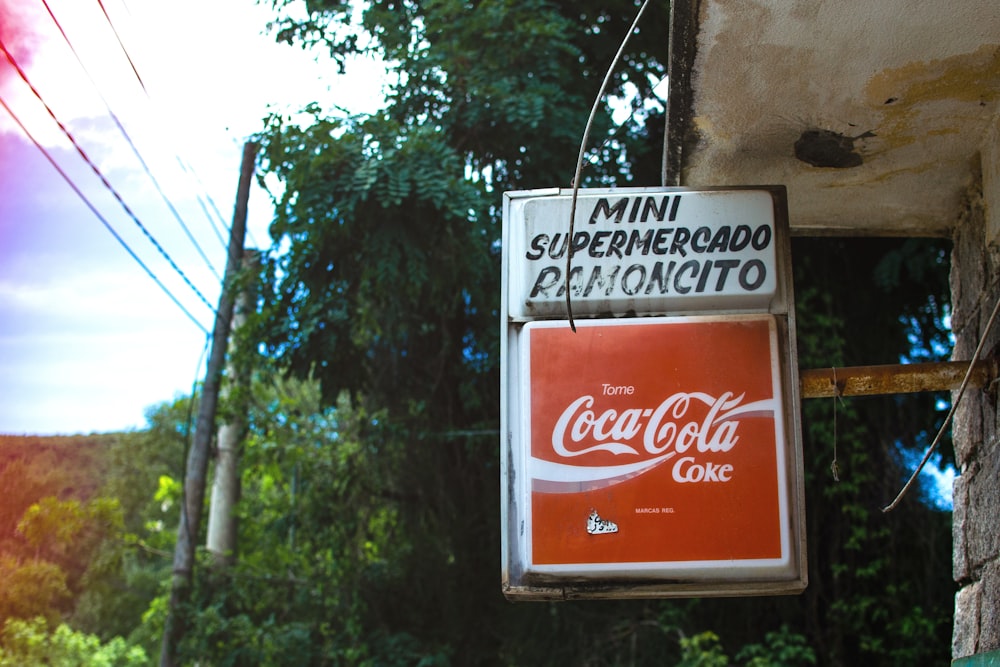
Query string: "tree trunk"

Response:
xmin=206 ymin=252 xmax=257 ymax=566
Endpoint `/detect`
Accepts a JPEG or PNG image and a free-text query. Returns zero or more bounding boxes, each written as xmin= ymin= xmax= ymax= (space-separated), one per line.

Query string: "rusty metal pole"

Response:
xmin=800 ymin=359 xmax=994 ymax=399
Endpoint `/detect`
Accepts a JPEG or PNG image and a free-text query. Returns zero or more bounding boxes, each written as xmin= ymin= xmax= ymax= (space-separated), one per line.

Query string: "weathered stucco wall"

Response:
xmin=951 ymin=123 xmax=1000 ymax=658
xmin=675 ymin=1 xmax=1000 ymax=237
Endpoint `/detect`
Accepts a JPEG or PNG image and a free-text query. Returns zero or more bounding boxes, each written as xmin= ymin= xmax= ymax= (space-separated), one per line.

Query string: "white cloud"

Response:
xmin=0 ymin=0 xmax=388 ymax=433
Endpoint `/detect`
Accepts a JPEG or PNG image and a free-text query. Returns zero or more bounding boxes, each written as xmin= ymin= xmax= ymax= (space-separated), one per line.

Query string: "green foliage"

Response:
xmin=265 ymin=0 xmax=669 ymax=185
xmin=735 ymin=626 xmax=816 ymax=666
xmin=244 ymin=0 xmax=960 ymax=659
xmin=789 ymin=238 xmax=953 ymax=666
xmin=0 ymin=555 xmax=71 ymax=624
xmin=248 ymin=5 xmax=668 ymax=660
xmin=256 ymin=107 xmax=497 ymax=419
xmin=0 ymin=421 xmax=185 ymax=658
xmin=0 ymin=435 xmax=106 ymax=551
xmin=0 ymin=495 xmax=130 ymax=633
xmin=168 ymin=374 xmax=459 ymax=664
xmin=0 ymin=617 xmax=146 ymax=667
xmin=80 ymin=400 xmax=188 ymax=649
xmin=0 ymin=406 xmax=187 ymax=652
xmin=0 ymin=433 xmax=132 ymax=633
xmin=678 ymin=631 xmax=730 ymax=667
xmin=101 ymin=398 xmax=190 ymax=537
xmin=55 ymin=0 xmax=952 ymax=664
xmin=18 ymin=496 xmax=122 ymax=564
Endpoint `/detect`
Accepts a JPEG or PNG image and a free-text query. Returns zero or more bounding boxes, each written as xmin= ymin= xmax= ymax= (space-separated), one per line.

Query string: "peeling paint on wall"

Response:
xmin=866 ymin=45 xmax=1000 ymax=108
xmin=865 ymin=44 xmax=1000 ymax=152
xmin=671 ymin=0 xmax=1000 ymax=235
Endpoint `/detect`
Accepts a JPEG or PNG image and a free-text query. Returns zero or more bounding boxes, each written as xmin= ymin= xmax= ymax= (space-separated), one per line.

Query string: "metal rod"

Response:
xmin=800 ymin=360 xmax=994 ymax=399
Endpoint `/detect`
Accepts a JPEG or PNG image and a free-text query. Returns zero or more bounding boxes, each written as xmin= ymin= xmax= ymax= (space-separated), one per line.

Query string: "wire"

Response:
xmin=882 ymin=289 xmax=1000 ymax=512
xmin=96 ymin=0 xmax=236 ymax=252
xmin=565 ymin=0 xmax=652 ymax=332
xmin=40 ymin=0 xmax=223 ymax=282
xmin=0 ymin=94 xmax=210 ymax=335
xmin=175 ymin=155 xmax=230 ymax=249
xmin=95 ymin=0 xmax=147 ymax=95
xmin=0 ymin=36 xmax=218 ymax=316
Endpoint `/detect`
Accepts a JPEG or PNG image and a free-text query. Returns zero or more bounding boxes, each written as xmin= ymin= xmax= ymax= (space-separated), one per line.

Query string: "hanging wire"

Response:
xmin=95 ymin=0 xmax=147 ymax=94
xmin=0 ymin=94 xmax=210 ymax=335
xmin=883 ymin=289 xmax=1000 ymax=512
xmin=99 ymin=0 xmax=234 ymax=252
xmin=176 ymin=155 xmax=230 ymax=248
xmin=0 ymin=37 xmax=218 ymax=316
xmin=40 ymin=0 xmax=222 ymax=282
xmin=565 ymin=0 xmax=652 ymax=332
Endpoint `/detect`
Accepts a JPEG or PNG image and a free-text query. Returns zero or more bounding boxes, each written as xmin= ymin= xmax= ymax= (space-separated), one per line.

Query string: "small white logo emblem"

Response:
xmin=586 ymin=509 xmax=618 ymax=535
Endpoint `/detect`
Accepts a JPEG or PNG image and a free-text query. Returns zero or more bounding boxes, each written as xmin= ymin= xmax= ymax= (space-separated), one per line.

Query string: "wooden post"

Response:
xmin=160 ymin=141 xmax=258 ymax=667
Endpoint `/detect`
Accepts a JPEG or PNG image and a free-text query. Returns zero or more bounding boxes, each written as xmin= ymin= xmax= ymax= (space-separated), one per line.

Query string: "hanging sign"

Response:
xmin=500 ymin=186 xmax=806 ymax=599
xmin=506 ymin=188 xmax=780 ymax=319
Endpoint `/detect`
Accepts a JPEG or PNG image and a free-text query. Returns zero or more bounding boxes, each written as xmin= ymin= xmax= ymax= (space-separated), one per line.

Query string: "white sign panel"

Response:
xmin=505 ymin=188 xmax=782 ymax=319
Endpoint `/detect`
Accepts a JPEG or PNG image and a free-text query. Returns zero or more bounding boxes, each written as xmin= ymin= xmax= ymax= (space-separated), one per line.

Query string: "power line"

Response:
xmin=174 ymin=155 xmax=230 ymax=249
xmin=96 ymin=0 xmax=236 ymax=252
xmin=0 ymin=36 xmax=218 ymax=316
xmin=0 ymin=94 xmax=210 ymax=335
xmin=95 ymin=0 xmax=147 ymax=95
xmin=40 ymin=0 xmax=222 ymax=282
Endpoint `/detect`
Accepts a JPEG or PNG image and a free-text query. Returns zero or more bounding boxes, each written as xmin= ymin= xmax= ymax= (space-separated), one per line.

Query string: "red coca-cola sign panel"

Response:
xmin=521 ymin=315 xmax=791 ymax=578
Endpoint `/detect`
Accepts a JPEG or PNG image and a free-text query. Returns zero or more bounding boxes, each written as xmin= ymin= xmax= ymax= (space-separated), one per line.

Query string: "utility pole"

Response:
xmin=205 ymin=250 xmax=257 ymax=567
xmin=160 ymin=141 xmax=258 ymax=667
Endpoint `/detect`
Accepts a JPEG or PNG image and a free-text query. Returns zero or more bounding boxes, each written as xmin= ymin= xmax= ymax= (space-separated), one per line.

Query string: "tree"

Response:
xmin=250 ymin=4 xmax=668 ymax=657
xmin=0 ymin=617 xmax=146 ymax=667
xmin=255 ymin=0 xmax=670 ymax=408
xmin=63 ymin=401 xmax=190 ymax=647
xmin=162 ymin=372 xmax=437 ymax=663
xmin=0 ymin=435 xmax=106 ymax=553
xmin=0 ymin=556 xmax=70 ymax=626
xmin=218 ymin=0 xmax=959 ymax=664
xmin=785 ymin=237 xmax=954 ymax=665
xmin=0 ymin=435 xmax=127 ymax=633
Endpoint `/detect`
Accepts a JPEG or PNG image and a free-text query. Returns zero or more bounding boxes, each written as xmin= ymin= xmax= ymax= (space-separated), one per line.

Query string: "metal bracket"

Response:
xmin=800 ymin=357 xmax=998 ymax=400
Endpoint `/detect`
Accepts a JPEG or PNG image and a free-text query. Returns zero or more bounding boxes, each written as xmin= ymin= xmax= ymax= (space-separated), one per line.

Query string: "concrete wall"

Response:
xmin=951 ymin=127 xmax=1000 ymax=658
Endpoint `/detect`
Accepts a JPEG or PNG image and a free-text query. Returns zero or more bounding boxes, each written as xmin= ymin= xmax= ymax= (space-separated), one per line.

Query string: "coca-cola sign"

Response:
xmin=533 ymin=391 xmax=778 ymax=493
xmin=500 ymin=186 xmax=805 ymax=599
xmin=520 ymin=316 xmax=794 ymax=578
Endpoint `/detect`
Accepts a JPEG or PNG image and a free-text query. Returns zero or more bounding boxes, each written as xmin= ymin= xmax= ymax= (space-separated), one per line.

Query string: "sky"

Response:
xmin=0 ymin=0 xmax=385 ymax=434
xmin=0 ymin=1 xmax=958 ymax=510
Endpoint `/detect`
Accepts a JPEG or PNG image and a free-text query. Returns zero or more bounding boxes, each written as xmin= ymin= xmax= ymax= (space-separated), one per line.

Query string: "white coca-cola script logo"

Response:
xmin=531 ymin=391 xmax=777 ymax=493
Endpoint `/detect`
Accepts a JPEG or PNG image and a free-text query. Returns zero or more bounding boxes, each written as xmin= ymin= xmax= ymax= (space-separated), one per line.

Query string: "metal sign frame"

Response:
xmin=500 ymin=186 xmax=806 ymax=599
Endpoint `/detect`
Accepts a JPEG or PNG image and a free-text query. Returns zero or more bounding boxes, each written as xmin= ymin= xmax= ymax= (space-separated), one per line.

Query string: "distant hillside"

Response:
xmin=0 ymin=433 xmax=118 ymax=544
